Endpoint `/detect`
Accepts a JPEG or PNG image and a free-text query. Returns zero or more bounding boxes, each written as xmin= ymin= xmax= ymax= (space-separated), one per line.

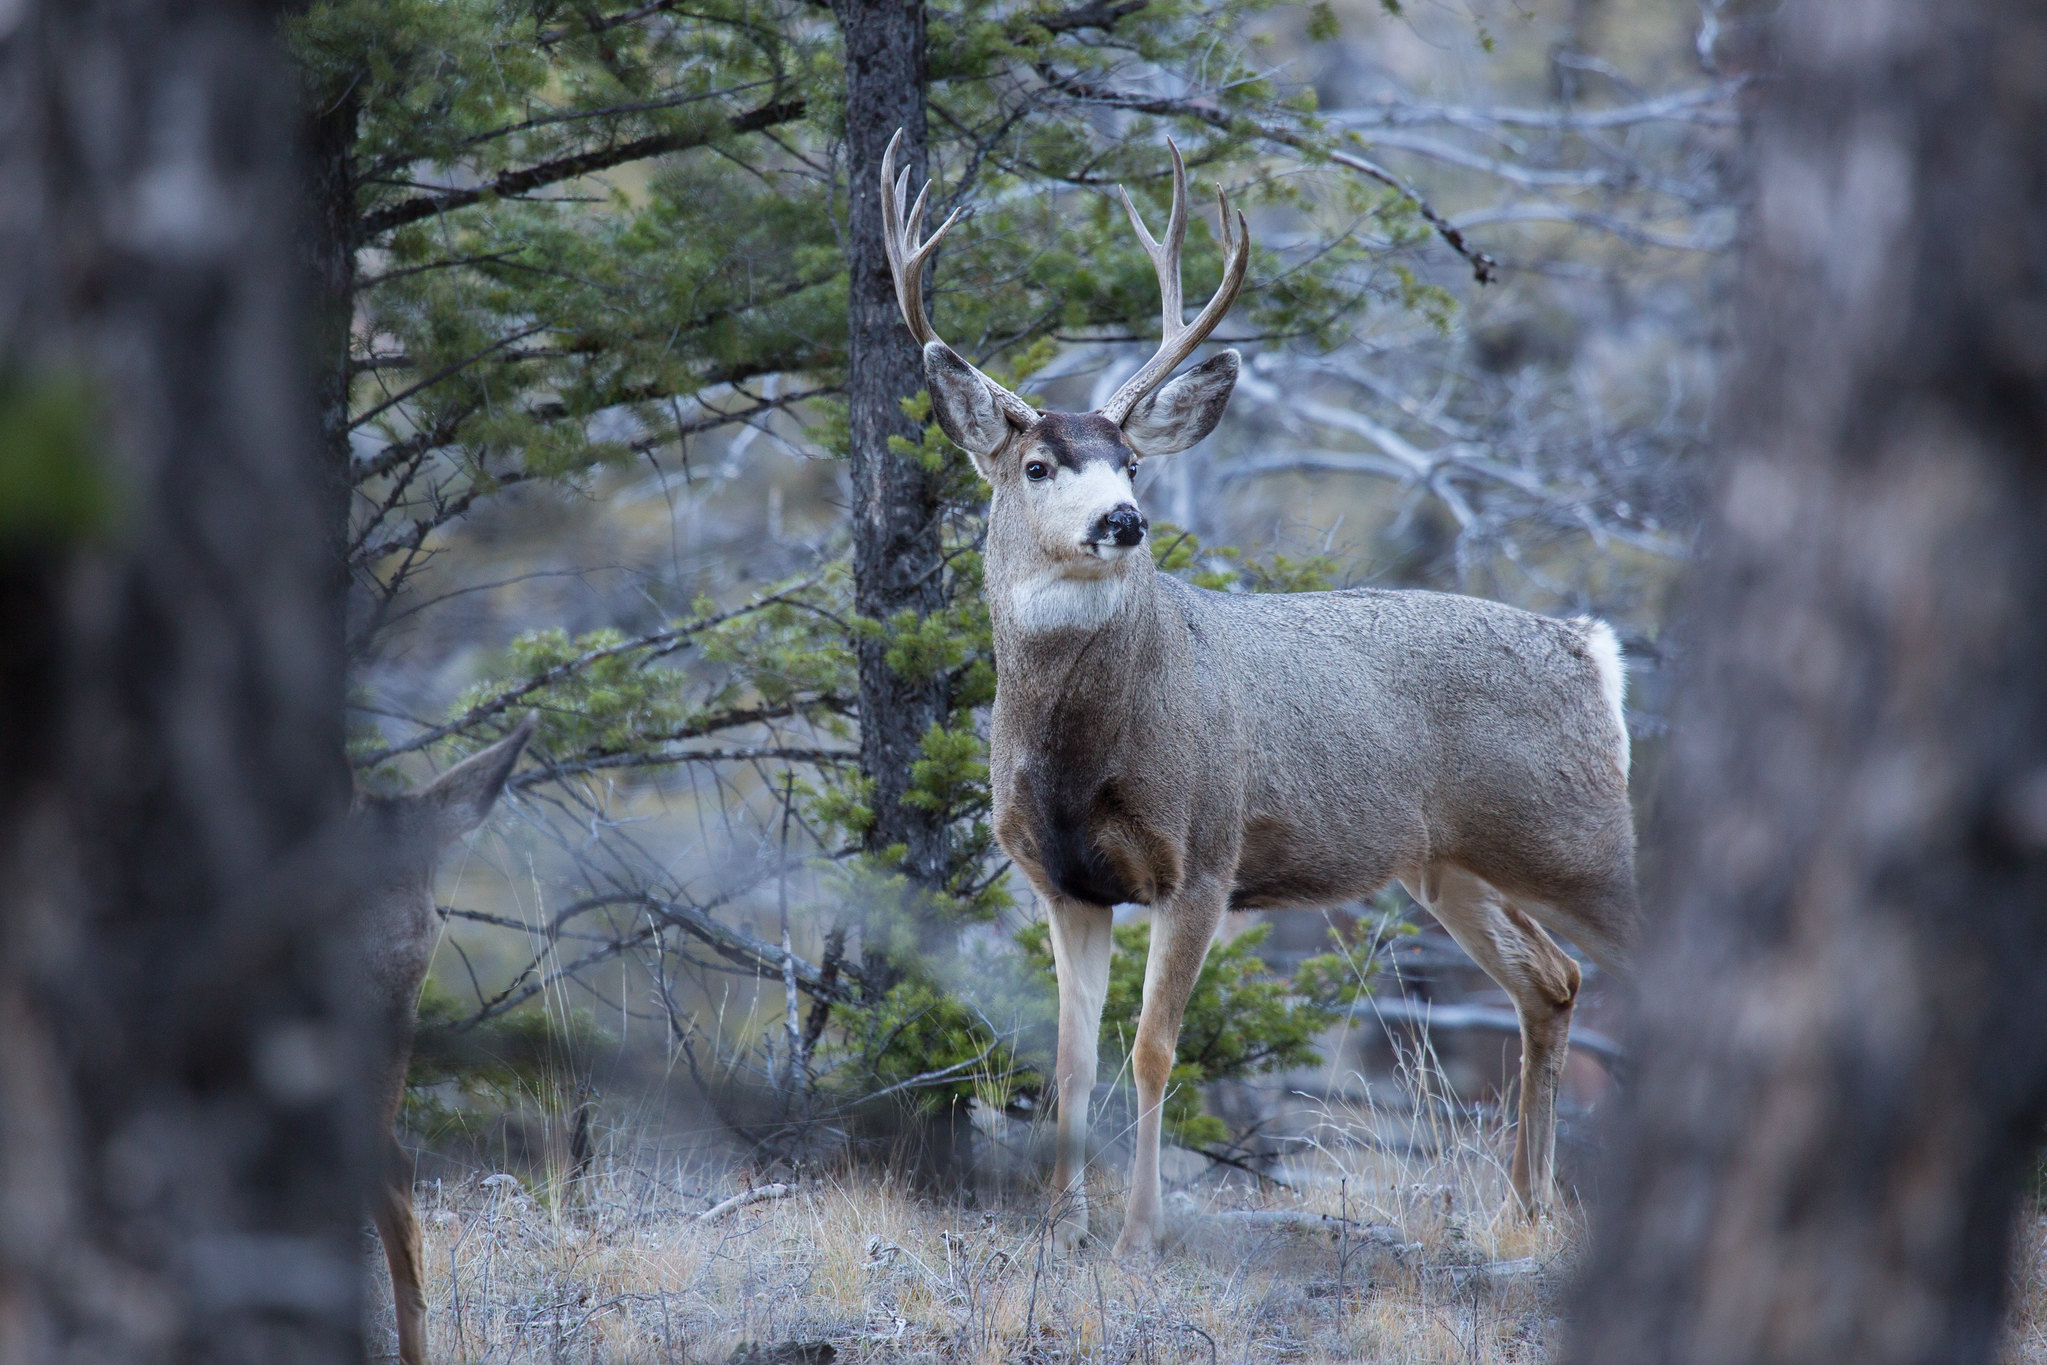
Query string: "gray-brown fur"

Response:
xmin=970 ymin=392 xmax=1637 ymax=1257
xmin=1032 ymin=411 xmax=1137 ymax=473
xmin=351 ymin=715 xmax=536 ymax=1364
xmin=992 ymin=564 xmax=1636 ymax=960
xmin=882 ymin=138 xmax=1637 ymax=1256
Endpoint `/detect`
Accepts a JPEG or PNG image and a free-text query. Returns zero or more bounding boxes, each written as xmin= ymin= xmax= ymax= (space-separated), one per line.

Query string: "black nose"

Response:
xmin=1101 ymin=503 xmax=1147 ymax=547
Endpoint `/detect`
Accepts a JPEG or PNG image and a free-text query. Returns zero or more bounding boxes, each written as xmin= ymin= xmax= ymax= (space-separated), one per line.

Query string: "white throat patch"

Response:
xmin=1004 ymin=570 xmax=1129 ymax=636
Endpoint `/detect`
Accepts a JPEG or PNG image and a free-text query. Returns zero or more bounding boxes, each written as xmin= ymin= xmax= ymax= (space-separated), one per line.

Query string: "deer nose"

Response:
xmin=1098 ymin=503 xmax=1148 ymax=547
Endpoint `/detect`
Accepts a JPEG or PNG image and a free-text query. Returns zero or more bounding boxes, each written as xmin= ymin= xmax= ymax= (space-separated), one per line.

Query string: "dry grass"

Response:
xmin=367 ymin=1054 xmax=1589 ymax=1365
xmin=367 ymin=1057 xmax=2047 ymax=1364
xmin=2005 ymin=1210 xmax=2047 ymax=1364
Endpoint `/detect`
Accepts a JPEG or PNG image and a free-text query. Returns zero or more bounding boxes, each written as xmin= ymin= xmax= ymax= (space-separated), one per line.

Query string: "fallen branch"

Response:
xmin=1202 ymin=1209 xmax=1406 ymax=1245
xmin=696 ymin=1183 xmax=794 ymax=1223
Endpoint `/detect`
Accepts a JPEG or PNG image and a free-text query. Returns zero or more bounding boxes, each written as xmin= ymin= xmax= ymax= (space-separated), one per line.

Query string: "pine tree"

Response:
xmin=298 ymin=0 xmax=1437 ymax=985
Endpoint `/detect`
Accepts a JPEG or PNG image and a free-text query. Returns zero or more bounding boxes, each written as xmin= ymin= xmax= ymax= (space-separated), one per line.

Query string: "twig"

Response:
xmin=695 ymin=1183 xmax=794 ymax=1223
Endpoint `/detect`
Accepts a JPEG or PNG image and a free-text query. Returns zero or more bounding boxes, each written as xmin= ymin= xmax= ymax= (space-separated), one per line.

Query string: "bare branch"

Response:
xmin=1030 ymin=69 xmax=1499 ymax=283
xmin=1331 ymin=82 xmax=1742 ymax=133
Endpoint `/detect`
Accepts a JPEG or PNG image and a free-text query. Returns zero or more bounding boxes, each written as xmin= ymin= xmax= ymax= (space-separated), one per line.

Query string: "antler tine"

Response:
xmin=881 ymin=130 xmax=956 ymax=345
xmin=1100 ymin=162 xmax=1252 ymax=426
xmin=877 ymin=128 xmax=1036 ymax=426
xmin=1115 ymin=140 xmax=1189 ymax=344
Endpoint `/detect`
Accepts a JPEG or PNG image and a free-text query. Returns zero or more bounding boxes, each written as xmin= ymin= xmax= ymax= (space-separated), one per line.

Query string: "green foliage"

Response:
xmin=0 ymin=373 xmax=111 ymax=545
xmin=1016 ymin=918 xmax=1383 ymax=1148
xmin=1149 ymin=520 xmax=1341 ymax=593
xmin=403 ymin=980 xmax=609 ymax=1142
xmin=452 ymin=626 xmax=692 ymax=755
xmin=823 ymin=975 xmax=1037 ymax=1114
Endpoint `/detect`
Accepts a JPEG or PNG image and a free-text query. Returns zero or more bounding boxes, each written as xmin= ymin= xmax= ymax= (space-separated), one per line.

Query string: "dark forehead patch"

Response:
xmin=1030 ymin=411 xmax=1133 ymax=472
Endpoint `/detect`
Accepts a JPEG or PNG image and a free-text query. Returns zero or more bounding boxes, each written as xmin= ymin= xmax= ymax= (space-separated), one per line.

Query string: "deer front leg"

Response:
xmin=1114 ymin=882 xmax=1227 ymax=1258
xmin=372 ymin=1145 xmax=428 ymax=1365
xmin=1047 ymin=895 xmax=1114 ymax=1255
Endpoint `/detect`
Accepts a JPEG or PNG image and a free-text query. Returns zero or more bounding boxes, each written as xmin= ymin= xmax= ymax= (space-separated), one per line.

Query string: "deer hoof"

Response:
xmin=1111 ymin=1220 xmax=1163 ymax=1261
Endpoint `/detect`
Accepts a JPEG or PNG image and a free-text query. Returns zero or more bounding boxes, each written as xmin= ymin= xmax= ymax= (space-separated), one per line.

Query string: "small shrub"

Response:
xmin=1015 ymin=918 xmax=1388 ymax=1147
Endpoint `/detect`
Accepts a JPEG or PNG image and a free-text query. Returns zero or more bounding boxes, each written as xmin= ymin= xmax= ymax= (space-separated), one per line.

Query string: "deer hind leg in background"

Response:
xmin=372 ymin=1140 xmax=428 ymax=1365
xmin=1114 ymin=879 xmax=1229 ymax=1258
xmin=1406 ymin=865 xmax=1582 ymax=1216
xmin=1048 ymin=895 xmax=1115 ymax=1255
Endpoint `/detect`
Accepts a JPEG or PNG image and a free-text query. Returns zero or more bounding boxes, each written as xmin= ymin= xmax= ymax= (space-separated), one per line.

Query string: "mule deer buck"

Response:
xmin=880 ymin=133 xmax=1638 ymax=1255
xmin=353 ymin=715 xmax=537 ymax=1364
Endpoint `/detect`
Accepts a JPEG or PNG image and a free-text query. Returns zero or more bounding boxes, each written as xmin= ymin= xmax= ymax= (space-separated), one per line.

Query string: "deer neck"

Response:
xmin=986 ymin=539 xmax=1165 ymax=675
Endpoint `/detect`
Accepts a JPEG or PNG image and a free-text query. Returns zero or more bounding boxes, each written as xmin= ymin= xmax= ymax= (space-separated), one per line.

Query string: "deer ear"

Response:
xmin=414 ymin=713 xmax=537 ymax=847
xmin=1120 ymin=350 xmax=1238 ymax=456
xmin=924 ymin=341 xmax=1015 ymax=476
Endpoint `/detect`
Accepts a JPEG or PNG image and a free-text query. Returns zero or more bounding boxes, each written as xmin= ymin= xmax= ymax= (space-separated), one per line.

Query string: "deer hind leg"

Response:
xmin=1047 ymin=895 xmax=1115 ymax=1255
xmin=372 ymin=1147 xmax=428 ymax=1365
xmin=1114 ymin=880 xmax=1228 ymax=1258
xmin=1407 ymin=865 xmax=1581 ymax=1217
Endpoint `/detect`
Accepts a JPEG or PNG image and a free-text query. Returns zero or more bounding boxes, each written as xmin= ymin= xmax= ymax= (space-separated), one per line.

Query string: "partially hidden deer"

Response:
xmin=878 ymin=133 xmax=1639 ymax=1256
xmin=352 ymin=714 xmax=536 ymax=1364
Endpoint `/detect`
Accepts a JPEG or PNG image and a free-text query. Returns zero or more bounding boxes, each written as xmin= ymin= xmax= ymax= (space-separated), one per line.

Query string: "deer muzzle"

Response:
xmin=1093 ymin=503 xmax=1148 ymax=550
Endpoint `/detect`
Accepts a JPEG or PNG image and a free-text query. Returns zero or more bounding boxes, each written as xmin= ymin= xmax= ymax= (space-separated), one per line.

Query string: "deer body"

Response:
xmin=877 ymin=134 xmax=1638 ymax=1255
xmin=992 ymin=568 xmax=1634 ymax=927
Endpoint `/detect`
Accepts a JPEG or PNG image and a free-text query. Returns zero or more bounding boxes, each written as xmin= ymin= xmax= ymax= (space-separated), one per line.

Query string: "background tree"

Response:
xmin=0 ymin=0 xmax=368 ymax=1359
xmin=1566 ymin=0 xmax=2047 ymax=1360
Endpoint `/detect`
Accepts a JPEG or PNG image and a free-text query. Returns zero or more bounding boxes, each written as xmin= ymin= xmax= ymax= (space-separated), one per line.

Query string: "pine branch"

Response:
xmin=517 ymin=742 xmax=856 ymax=785
xmin=350 ymin=578 xmax=824 ymax=765
xmin=1019 ymin=0 xmax=1150 ymax=36
xmin=538 ymin=0 xmax=686 ymax=44
xmin=357 ymin=98 xmax=807 ymax=238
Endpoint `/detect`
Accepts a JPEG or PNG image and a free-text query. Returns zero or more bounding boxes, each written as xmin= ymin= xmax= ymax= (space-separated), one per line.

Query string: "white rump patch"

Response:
xmin=1006 ymin=571 xmax=1128 ymax=635
xmin=1573 ymin=617 xmax=1630 ymax=778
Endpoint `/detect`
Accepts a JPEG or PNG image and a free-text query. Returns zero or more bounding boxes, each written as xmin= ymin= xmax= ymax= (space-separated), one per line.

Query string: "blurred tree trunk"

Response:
xmin=1567 ymin=2 xmax=2047 ymax=1363
xmin=830 ymin=0 xmax=956 ymax=978
xmin=0 ymin=2 xmax=369 ymax=1361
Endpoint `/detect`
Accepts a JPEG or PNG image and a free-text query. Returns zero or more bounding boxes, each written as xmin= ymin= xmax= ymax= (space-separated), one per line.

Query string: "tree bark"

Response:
xmin=1566 ymin=3 xmax=2047 ymax=1363
xmin=302 ymin=79 xmax=359 ymax=601
xmin=0 ymin=3 xmax=369 ymax=1360
xmin=829 ymin=0 xmax=954 ymax=972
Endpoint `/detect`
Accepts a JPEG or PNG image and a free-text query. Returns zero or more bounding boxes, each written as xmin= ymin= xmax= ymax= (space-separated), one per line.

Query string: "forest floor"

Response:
xmin=369 ymin=1095 xmax=2047 ymax=1364
xmin=372 ymin=1129 xmax=1570 ymax=1365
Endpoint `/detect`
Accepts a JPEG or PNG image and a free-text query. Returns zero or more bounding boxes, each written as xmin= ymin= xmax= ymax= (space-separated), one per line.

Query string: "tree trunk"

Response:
xmin=1566 ymin=2 xmax=2047 ymax=1363
xmin=829 ymin=0 xmax=954 ymax=976
xmin=0 ymin=3 xmax=370 ymax=1360
xmin=302 ymin=82 xmax=360 ymax=623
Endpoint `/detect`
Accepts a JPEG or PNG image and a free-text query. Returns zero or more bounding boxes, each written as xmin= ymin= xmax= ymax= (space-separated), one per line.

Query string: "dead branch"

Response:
xmin=695 ymin=1183 xmax=795 ymax=1223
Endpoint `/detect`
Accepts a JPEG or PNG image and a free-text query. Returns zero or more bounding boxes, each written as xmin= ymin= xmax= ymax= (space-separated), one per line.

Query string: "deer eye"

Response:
xmin=1126 ymin=458 xmax=1139 ymax=478
xmin=1024 ymin=460 xmax=1052 ymax=482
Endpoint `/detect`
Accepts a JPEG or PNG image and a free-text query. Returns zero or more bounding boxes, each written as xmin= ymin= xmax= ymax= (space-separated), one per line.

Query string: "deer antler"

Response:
xmin=879 ymin=129 xmax=1037 ymax=428
xmin=1098 ymin=141 xmax=1251 ymax=426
